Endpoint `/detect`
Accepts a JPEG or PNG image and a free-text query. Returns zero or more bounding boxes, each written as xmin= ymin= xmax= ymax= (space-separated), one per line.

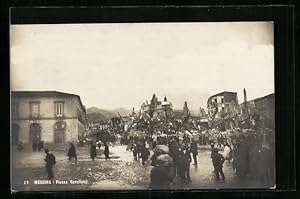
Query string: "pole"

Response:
xmin=165 ymin=109 xmax=169 ymax=144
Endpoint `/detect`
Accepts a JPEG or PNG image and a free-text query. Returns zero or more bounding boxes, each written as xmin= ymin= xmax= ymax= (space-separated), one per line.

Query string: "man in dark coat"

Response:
xmin=211 ymin=148 xmax=225 ymax=180
xmin=169 ymin=139 xmax=180 ymax=176
xmin=68 ymin=143 xmax=77 ymax=164
xmin=141 ymin=145 xmax=150 ymax=165
xmin=104 ymin=142 xmax=110 ymax=160
xmin=44 ymin=149 xmax=56 ymax=180
xmin=132 ymin=144 xmax=138 ymax=161
xmin=90 ymin=143 xmax=97 ymax=161
xmin=150 ymin=159 xmax=174 ymax=189
xmin=178 ymin=146 xmax=192 ymax=182
xmin=233 ymin=142 xmax=248 ymax=177
xmin=190 ymin=139 xmax=198 ymax=165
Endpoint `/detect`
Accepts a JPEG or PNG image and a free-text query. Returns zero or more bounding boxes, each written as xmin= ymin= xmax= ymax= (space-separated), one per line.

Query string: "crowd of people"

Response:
xmin=17 ymin=126 xmax=274 ymax=188
xmin=42 ymin=141 xmax=111 ymax=180
xmin=230 ymin=131 xmax=275 ymax=185
xmin=124 ymin=128 xmax=275 ymax=189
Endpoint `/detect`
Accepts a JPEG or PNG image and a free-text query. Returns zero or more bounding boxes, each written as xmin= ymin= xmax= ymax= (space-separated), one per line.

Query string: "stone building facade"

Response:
xmin=207 ymin=91 xmax=239 ymax=119
xmin=253 ymin=93 xmax=275 ymax=130
xmin=11 ymin=91 xmax=87 ymax=145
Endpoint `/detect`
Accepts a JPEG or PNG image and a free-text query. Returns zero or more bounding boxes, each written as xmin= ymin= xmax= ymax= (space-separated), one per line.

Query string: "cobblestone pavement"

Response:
xmin=11 ymin=144 xmax=272 ymax=191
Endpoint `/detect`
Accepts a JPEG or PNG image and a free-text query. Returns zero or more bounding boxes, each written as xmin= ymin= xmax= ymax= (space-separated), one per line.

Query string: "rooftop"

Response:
xmin=253 ymin=93 xmax=275 ymax=102
xmin=11 ymin=90 xmax=79 ymax=97
xmin=11 ymin=91 xmax=86 ymax=113
xmin=207 ymin=91 xmax=237 ymax=102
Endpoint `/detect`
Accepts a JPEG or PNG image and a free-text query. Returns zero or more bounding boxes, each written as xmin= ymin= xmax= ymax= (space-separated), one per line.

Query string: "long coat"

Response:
xmin=178 ymin=150 xmax=191 ymax=170
xmin=212 ymin=152 xmax=225 ymax=170
xmin=150 ymin=165 xmax=173 ymax=189
xmin=190 ymin=142 xmax=198 ymax=155
xmin=104 ymin=146 xmax=109 ymax=156
xmin=90 ymin=145 xmax=97 ymax=159
xmin=141 ymin=147 xmax=150 ymax=161
xmin=68 ymin=145 xmax=77 ymax=158
xmin=233 ymin=144 xmax=248 ymax=175
xmin=45 ymin=153 xmax=56 ymax=167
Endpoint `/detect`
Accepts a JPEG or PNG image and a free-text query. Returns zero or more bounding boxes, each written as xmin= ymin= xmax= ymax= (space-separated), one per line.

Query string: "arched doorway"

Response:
xmin=12 ymin=123 xmax=20 ymax=145
xmin=54 ymin=121 xmax=66 ymax=143
xmin=30 ymin=123 xmax=41 ymax=144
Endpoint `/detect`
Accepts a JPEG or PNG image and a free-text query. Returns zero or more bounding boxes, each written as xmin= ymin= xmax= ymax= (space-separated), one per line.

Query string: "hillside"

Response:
xmin=87 ymin=107 xmax=131 ymax=122
xmin=87 ymin=112 xmax=109 ymax=122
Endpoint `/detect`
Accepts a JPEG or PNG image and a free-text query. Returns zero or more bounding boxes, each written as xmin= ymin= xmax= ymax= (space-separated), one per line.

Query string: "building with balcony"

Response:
xmin=11 ymin=91 xmax=87 ymax=145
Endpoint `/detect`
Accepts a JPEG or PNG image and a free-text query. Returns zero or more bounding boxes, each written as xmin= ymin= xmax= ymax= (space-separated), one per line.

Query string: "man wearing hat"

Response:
xmin=150 ymin=154 xmax=174 ymax=189
xmin=211 ymin=148 xmax=225 ymax=180
xmin=190 ymin=139 xmax=198 ymax=166
xmin=178 ymin=145 xmax=192 ymax=182
xmin=44 ymin=149 xmax=56 ymax=180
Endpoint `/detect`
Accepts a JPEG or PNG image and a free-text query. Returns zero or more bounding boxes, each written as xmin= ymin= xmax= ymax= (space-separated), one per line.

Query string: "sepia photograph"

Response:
xmin=10 ymin=22 xmax=275 ymax=191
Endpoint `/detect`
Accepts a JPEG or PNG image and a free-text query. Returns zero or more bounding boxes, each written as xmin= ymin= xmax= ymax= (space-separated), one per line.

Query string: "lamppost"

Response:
xmin=161 ymin=97 xmax=171 ymax=143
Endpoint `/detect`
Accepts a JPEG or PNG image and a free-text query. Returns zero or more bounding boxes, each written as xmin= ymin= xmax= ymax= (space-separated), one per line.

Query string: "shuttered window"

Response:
xmin=55 ymin=102 xmax=64 ymax=117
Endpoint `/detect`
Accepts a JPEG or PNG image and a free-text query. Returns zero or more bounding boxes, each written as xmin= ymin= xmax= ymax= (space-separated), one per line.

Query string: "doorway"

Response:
xmin=54 ymin=121 xmax=66 ymax=143
xmin=30 ymin=123 xmax=41 ymax=144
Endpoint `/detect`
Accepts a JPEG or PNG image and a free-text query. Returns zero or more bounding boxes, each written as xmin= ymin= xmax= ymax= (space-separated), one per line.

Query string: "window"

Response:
xmin=214 ymin=98 xmax=217 ymax=103
xmin=55 ymin=102 xmax=64 ymax=117
xmin=30 ymin=102 xmax=40 ymax=118
xmin=11 ymin=103 xmax=18 ymax=117
xmin=221 ymin=98 xmax=224 ymax=103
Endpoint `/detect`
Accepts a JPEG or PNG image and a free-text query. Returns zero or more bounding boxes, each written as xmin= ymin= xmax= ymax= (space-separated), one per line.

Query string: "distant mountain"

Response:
xmin=112 ymin=107 xmax=132 ymax=117
xmin=86 ymin=107 xmax=102 ymax=114
xmin=87 ymin=112 xmax=109 ymax=122
xmin=86 ymin=107 xmax=131 ymax=122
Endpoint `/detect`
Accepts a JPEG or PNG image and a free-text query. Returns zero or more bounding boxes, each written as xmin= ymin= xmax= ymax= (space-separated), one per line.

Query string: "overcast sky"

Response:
xmin=10 ymin=22 xmax=274 ymax=112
